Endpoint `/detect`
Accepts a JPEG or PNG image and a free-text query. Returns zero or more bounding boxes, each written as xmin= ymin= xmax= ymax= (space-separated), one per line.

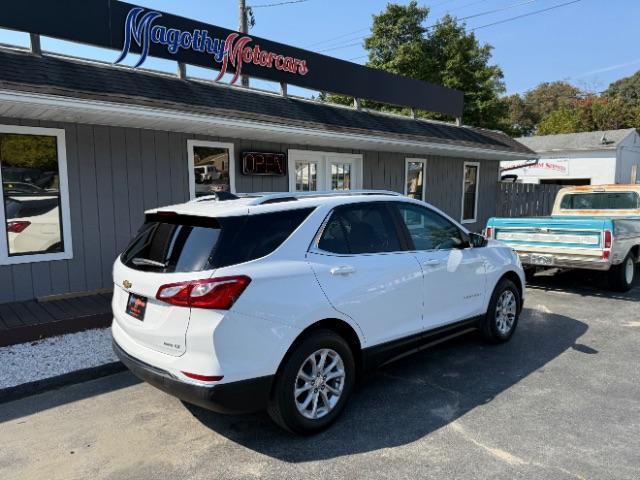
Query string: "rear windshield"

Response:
xmin=121 ymin=208 xmax=314 ymax=272
xmin=5 ymin=196 xmax=59 ymax=219
xmin=559 ymin=192 xmax=640 ymax=210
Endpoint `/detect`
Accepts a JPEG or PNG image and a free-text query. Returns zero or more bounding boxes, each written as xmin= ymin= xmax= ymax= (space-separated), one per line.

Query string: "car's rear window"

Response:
xmin=5 ymin=196 xmax=59 ymax=219
xmin=121 ymin=208 xmax=314 ymax=272
xmin=559 ymin=192 xmax=640 ymax=210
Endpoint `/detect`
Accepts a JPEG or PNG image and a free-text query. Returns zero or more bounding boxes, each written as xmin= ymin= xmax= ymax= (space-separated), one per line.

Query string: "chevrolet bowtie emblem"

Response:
xmin=123 ymin=280 xmax=132 ymax=289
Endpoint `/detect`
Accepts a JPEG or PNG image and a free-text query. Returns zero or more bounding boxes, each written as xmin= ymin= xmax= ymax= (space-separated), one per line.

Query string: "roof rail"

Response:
xmin=237 ymin=190 xmax=402 ymax=205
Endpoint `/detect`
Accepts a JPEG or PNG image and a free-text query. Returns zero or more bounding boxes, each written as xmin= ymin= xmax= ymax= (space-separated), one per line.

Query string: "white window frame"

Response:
xmin=404 ymin=157 xmax=427 ymax=201
xmin=288 ymin=149 xmax=363 ymax=192
xmin=0 ymin=125 xmax=73 ymax=265
xmin=461 ymin=161 xmax=480 ymax=224
xmin=187 ymin=139 xmax=236 ymax=199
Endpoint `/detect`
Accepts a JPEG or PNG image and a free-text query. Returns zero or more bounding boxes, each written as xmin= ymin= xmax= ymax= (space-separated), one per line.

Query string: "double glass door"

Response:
xmin=289 ymin=150 xmax=362 ymax=192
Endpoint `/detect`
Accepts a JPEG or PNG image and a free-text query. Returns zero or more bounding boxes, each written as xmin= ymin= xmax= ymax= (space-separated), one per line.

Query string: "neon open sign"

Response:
xmin=115 ymin=7 xmax=309 ymax=85
xmin=242 ymin=152 xmax=287 ymax=176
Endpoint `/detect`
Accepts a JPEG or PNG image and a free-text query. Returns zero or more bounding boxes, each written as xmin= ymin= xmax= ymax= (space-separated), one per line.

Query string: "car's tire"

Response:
xmin=267 ymin=329 xmax=355 ymax=435
xmin=480 ymin=278 xmax=521 ymax=344
xmin=608 ymin=252 xmax=637 ymax=292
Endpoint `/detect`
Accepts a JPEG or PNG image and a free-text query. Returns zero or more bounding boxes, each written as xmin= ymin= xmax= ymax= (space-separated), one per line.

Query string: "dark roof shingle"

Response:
xmin=0 ymin=49 xmax=533 ymax=155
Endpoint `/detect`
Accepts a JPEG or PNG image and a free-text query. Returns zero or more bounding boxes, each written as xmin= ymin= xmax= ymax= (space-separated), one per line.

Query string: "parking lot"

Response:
xmin=1 ymin=271 xmax=639 ymax=480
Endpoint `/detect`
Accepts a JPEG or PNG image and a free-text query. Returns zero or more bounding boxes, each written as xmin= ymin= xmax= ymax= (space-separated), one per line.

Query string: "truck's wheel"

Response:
xmin=523 ymin=267 xmax=536 ymax=283
xmin=608 ymin=252 xmax=637 ymax=292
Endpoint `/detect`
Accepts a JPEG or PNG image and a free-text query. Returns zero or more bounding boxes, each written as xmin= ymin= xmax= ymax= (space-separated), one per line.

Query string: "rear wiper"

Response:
xmin=131 ymin=258 xmax=167 ymax=268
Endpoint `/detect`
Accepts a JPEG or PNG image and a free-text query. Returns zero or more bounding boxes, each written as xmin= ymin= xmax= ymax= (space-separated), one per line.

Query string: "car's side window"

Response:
xmin=395 ymin=203 xmax=465 ymax=251
xmin=318 ymin=203 xmax=402 ymax=254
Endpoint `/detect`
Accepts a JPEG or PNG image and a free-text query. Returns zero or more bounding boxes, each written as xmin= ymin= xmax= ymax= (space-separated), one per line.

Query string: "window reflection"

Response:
xmin=463 ymin=164 xmax=478 ymax=221
xmin=193 ymin=146 xmax=231 ymax=197
xmin=406 ymin=161 xmax=424 ymax=200
xmin=1 ymin=133 xmax=63 ymax=256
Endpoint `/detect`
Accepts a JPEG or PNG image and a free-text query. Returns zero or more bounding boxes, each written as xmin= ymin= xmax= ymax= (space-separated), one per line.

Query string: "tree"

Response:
xmin=501 ymin=81 xmax=584 ymax=136
xmin=522 ymin=81 xmax=582 ymax=122
xmin=603 ymin=71 xmax=640 ymax=108
xmin=535 ymin=96 xmax=633 ymax=136
xmin=503 ymin=93 xmax=535 ymax=137
xmin=325 ymin=2 xmax=507 ymax=129
xmin=537 ymin=106 xmax=583 ymax=135
xmin=420 ymin=15 xmax=506 ymax=129
xmin=581 ymin=96 xmax=631 ymax=131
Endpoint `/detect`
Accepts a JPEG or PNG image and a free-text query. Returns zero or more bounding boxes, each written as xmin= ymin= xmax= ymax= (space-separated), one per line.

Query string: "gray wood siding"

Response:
xmin=363 ymin=152 xmax=499 ymax=232
xmin=0 ymin=118 xmax=499 ymax=303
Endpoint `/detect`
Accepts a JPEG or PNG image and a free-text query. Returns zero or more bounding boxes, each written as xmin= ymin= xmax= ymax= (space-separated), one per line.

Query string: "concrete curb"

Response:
xmin=0 ymin=361 xmax=126 ymax=404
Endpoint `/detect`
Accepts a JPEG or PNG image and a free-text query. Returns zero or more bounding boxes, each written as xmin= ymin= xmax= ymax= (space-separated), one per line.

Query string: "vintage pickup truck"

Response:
xmin=486 ymin=185 xmax=640 ymax=291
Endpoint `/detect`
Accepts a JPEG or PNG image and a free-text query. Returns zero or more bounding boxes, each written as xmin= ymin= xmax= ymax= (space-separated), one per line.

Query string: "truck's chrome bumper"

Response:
xmin=518 ymin=252 xmax=611 ymax=271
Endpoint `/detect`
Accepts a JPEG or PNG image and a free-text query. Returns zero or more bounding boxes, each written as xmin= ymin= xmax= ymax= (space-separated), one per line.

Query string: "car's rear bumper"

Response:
xmin=518 ymin=252 xmax=611 ymax=271
xmin=113 ymin=340 xmax=274 ymax=414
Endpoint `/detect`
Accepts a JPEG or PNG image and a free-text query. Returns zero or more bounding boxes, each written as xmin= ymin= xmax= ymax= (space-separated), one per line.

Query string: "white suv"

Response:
xmin=112 ymin=191 xmax=525 ymax=434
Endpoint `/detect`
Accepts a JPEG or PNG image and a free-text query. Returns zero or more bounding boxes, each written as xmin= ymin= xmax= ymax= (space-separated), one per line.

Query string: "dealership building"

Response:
xmin=0 ymin=0 xmax=534 ymax=305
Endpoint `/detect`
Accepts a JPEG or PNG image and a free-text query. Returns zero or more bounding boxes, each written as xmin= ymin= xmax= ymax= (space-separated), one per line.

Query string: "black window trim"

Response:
xmin=389 ymin=201 xmax=470 ymax=252
xmin=310 ymin=201 xmax=410 ymax=256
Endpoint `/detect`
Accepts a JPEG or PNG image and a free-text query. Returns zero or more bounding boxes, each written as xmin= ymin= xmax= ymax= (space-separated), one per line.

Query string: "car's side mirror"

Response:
xmin=469 ymin=232 xmax=488 ymax=248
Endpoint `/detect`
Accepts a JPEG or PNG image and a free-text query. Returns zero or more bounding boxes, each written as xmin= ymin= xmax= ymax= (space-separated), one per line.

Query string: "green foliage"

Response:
xmin=504 ymin=81 xmax=583 ymax=136
xmin=321 ymin=2 xmax=640 ymax=137
xmin=582 ymin=96 xmax=631 ymax=131
xmin=535 ymin=96 xmax=634 ymax=136
xmin=603 ymin=71 xmax=640 ymax=108
xmin=0 ymin=134 xmax=58 ymax=170
xmin=325 ymin=2 xmax=506 ymax=129
xmin=523 ymin=81 xmax=582 ymax=121
xmin=537 ymin=106 xmax=583 ymax=135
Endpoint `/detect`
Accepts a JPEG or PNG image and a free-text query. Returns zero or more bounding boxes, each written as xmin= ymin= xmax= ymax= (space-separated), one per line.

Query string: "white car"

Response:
xmin=112 ymin=191 xmax=525 ymax=434
xmin=6 ymin=195 xmax=62 ymax=255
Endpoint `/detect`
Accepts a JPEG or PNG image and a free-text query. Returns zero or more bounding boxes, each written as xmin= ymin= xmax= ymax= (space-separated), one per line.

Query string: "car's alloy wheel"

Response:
xmin=495 ymin=290 xmax=517 ymax=335
xmin=480 ymin=278 xmax=521 ymax=343
xmin=294 ymin=348 xmax=345 ymax=420
xmin=268 ymin=329 xmax=355 ymax=434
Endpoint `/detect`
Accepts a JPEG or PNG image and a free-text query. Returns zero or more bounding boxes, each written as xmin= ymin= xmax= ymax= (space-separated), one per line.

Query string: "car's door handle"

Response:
xmin=330 ymin=265 xmax=356 ymax=276
xmin=422 ymin=259 xmax=444 ymax=267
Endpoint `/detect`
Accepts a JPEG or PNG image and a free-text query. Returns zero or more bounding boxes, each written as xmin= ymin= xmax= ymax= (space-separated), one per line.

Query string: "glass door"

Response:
xmin=294 ymin=160 xmax=320 ymax=192
xmin=288 ymin=150 xmax=362 ymax=192
xmin=325 ymin=155 xmax=358 ymax=191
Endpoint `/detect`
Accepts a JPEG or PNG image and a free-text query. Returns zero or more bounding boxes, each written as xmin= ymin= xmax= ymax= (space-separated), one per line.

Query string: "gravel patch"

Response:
xmin=0 ymin=328 xmax=117 ymax=389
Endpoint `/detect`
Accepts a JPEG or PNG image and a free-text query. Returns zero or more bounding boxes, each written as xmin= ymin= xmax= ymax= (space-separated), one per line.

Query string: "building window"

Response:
xmin=188 ymin=140 xmax=235 ymax=198
xmin=405 ymin=158 xmax=426 ymax=201
xmin=0 ymin=126 xmax=72 ymax=265
xmin=461 ymin=161 xmax=480 ymax=223
xmin=288 ymin=150 xmax=362 ymax=192
xmin=330 ymin=163 xmax=352 ymax=190
xmin=295 ymin=162 xmax=318 ymax=191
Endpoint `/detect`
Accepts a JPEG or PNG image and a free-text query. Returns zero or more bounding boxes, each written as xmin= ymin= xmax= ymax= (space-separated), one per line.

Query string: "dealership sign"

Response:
xmin=116 ymin=7 xmax=309 ymax=85
xmin=0 ymin=0 xmax=464 ymax=118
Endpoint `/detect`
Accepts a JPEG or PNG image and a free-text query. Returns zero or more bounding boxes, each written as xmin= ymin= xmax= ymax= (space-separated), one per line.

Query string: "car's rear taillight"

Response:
xmin=7 ymin=221 xmax=31 ymax=233
xmin=485 ymin=227 xmax=494 ymax=239
xmin=156 ymin=276 xmax=251 ymax=309
xmin=603 ymin=230 xmax=613 ymax=260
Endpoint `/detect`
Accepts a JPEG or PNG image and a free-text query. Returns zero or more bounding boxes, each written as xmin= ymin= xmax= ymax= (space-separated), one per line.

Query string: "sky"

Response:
xmin=1 ymin=0 xmax=638 ymax=97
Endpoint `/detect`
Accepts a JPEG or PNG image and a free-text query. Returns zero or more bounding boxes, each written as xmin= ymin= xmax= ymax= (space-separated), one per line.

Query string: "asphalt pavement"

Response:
xmin=1 ymin=270 xmax=639 ymax=480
